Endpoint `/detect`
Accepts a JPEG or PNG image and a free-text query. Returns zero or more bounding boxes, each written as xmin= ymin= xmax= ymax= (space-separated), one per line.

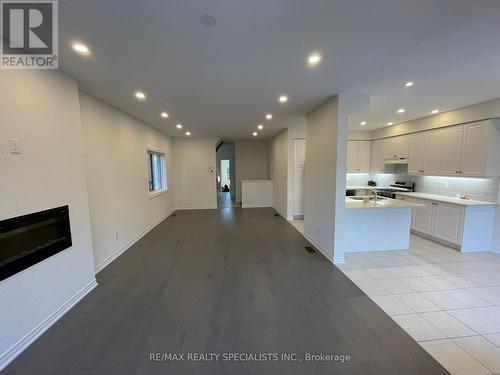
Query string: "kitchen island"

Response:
xmin=345 ymin=197 xmax=422 ymax=252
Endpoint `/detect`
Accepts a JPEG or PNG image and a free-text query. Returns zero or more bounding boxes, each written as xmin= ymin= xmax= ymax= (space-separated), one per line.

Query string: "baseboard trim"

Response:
xmin=272 ymin=207 xmax=293 ymax=221
xmin=242 ymin=204 xmax=273 ymax=208
xmin=0 ymin=279 xmax=98 ymax=371
xmin=95 ymin=208 xmax=175 ymax=273
xmin=492 ymin=245 xmax=500 ymax=254
xmin=303 ymin=232 xmax=333 ymax=263
xmin=175 ymin=206 xmax=217 ymax=210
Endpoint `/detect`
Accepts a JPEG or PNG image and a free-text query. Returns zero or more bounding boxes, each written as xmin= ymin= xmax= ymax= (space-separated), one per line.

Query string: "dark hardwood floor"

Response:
xmin=2 ymin=208 xmax=449 ymax=375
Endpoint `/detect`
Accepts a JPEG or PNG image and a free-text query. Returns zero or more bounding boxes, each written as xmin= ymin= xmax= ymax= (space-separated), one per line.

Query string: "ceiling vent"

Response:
xmin=200 ymin=14 xmax=217 ymax=27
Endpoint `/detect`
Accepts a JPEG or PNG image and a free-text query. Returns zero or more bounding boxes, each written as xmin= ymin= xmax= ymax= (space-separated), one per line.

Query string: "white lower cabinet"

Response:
xmin=396 ymin=195 xmax=464 ymax=246
xmin=433 ymin=202 xmax=464 ymax=245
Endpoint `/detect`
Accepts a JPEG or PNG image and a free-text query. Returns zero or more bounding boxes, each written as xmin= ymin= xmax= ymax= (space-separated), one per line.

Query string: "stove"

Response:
xmin=376 ymin=181 xmax=415 ymax=199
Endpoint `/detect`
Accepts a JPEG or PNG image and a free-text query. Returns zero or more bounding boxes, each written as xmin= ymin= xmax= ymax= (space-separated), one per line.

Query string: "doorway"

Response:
xmin=216 ymin=141 xmax=238 ymax=208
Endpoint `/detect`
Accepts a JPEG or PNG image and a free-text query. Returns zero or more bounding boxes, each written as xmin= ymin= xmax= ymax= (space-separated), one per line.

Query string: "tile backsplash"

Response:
xmin=346 ymin=173 xmax=500 ymax=203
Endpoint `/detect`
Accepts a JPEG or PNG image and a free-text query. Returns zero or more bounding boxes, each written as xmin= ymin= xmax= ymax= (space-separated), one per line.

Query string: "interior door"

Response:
xmin=293 ymin=139 xmax=306 ymax=217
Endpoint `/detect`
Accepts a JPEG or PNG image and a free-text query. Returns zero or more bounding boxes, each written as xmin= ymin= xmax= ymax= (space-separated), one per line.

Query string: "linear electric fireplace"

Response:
xmin=0 ymin=206 xmax=72 ymax=281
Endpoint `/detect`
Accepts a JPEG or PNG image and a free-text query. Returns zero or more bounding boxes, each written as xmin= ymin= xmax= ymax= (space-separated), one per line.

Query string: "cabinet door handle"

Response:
xmin=432 ymin=202 xmax=438 ymax=205
xmin=459 ymin=171 xmax=463 ymax=174
xmin=455 ymin=171 xmax=459 ymax=173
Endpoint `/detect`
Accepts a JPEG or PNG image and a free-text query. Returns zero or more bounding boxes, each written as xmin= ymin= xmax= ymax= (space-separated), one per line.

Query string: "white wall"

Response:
xmin=234 ymin=141 xmax=270 ymax=203
xmin=494 ymin=181 xmax=500 ymax=253
xmin=0 ymin=71 xmax=96 ymax=369
xmin=286 ymin=120 xmax=307 ymax=219
xmin=304 ymin=96 xmax=349 ymax=263
xmin=174 ymin=138 xmax=218 ymax=209
xmin=304 ymin=97 xmax=339 ymax=260
xmin=79 ymin=93 xmax=175 ymax=271
xmin=270 ymin=130 xmax=288 ymax=218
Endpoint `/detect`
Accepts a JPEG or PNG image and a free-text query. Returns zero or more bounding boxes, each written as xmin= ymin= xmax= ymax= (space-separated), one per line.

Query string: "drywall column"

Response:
xmin=303 ymin=94 xmax=360 ymax=264
xmin=494 ymin=180 xmax=500 ymax=253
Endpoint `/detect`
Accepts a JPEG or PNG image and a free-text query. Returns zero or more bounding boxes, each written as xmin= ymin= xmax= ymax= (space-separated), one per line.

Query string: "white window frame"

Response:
xmin=147 ymin=149 xmax=168 ymax=198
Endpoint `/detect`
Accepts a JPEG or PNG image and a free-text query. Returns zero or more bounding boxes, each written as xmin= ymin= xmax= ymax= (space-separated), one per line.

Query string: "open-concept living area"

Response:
xmin=1 ymin=1 xmax=500 ymax=374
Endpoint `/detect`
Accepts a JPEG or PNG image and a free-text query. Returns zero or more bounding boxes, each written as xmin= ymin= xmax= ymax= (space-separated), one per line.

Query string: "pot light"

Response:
xmin=266 ymin=113 xmax=273 ymax=120
xmin=176 ymin=124 xmax=183 ymax=129
xmin=397 ymin=108 xmax=405 ymax=113
xmin=252 ymin=132 xmax=258 ymax=136
xmin=404 ymin=81 xmax=414 ymax=87
xmin=72 ymin=42 xmax=90 ymax=55
xmin=360 ymin=121 xmax=366 ymax=126
xmin=387 ymin=122 xmax=393 ymax=126
xmin=185 ymin=131 xmax=191 ymax=136
xmin=307 ymin=53 xmax=322 ymax=66
xmin=279 ymin=95 xmax=288 ymax=103
xmin=134 ymin=91 xmax=146 ymax=100
xmin=257 ymin=124 xmax=264 ymax=130
xmin=161 ymin=112 xmax=169 ymax=118
xmin=431 ymin=109 xmax=439 ymax=114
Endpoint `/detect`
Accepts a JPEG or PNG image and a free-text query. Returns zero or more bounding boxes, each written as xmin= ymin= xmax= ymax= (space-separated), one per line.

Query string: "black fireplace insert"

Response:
xmin=0 ymin=206 xmax=72 ymax=281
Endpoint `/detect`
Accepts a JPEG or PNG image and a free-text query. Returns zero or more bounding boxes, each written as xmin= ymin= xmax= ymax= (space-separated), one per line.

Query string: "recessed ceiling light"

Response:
xmin=387 ymin=122 xmax=394 ymax=126
xmin=134 ymin=91 xmax=146 ymax=100
xmin=266 ymin=113 xmax=273 ymax=120
xmin=185 ymin=131 xmax=191 ymax=136
xmin=252 ymin=132 xmax=258 ymax=136
xmin=161 ymin=112 xmax=169 ymax=118
xmin=405 ymin=81 xmax=414 ymax=87
xmin=360 ymin=121 xmax=367 ymax=126
xmin=72 ymin=42 xmax=90 ymax=55
xmin=397 ymin=108 xmax=405 ymax=113
xmin=431 ymin=109 xmax=439 ymax=114
xmin=307 ymin=53 xmax=322 ymax=66
xmin=279 ymin=95 xmax=288 ymax=103
xmin=257 ymin=124 xmax=264 ymax=130
xmin=176 ymin=123 xmax=183 ymax=129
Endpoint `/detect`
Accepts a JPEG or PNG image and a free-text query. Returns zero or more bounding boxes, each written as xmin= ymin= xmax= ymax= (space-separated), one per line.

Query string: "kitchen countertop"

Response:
xmin=395 ymin=192 xmax=498 ymax=206
xmin=345 ymin=197 xmax=422 ymax=209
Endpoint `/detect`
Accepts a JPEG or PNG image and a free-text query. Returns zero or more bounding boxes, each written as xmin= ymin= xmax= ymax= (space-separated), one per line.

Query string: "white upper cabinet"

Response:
xmin=347 ymin=141 xmax=371 ymax=173
xmin=407 ymin=120 xmax=500 ymax=177
xmin=423 ymin=129 xmax=443 ymax=175
xmin=460 ymin=122 xmax=489 ymax=177
xmin=408 ymin=133 xmax=426 ymax=175
xmin=392 ymin=135 xmax=409 ymax=158
xmin=358 ymin=141 xmax=372 ymax=172
xmin=371 ymin=139 xmax=386 ymax=172
xmin=440 ymin=125 xmax=463 ymax=175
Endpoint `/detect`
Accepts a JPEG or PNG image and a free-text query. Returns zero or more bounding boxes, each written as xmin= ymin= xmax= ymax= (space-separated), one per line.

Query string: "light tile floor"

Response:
xmin=337 ymin=234 xmax=500 ymax=375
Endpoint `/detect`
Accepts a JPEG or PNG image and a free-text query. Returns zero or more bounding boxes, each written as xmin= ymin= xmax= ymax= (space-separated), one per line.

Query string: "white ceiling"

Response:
xmin=59 ymin=0 xmax=500 ymax=138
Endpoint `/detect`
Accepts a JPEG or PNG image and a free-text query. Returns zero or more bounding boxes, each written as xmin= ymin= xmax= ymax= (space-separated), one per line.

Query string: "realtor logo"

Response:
xmin=1 ymin=0 xmax=58 ymax=69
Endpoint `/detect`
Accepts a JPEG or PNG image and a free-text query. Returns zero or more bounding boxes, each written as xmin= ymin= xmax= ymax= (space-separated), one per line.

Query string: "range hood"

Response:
xmin=384 ymin=157 xmax=408 ymax=165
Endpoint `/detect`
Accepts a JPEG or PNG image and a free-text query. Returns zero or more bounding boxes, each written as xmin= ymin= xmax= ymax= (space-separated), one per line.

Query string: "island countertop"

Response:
xmin=395 ymin=192 xmax=498 ymax=206
xmin=345 ymin=197 xmax=423 ymax=209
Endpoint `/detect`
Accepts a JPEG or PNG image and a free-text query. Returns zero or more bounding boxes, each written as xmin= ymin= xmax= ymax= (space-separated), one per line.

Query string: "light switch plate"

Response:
xmin=8 ymin=138 xmax=21 ymax=154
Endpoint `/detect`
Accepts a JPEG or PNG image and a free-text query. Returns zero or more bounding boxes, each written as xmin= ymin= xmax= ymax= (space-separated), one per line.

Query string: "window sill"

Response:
xmin=149 ymin=189 xmax=168 ymax=199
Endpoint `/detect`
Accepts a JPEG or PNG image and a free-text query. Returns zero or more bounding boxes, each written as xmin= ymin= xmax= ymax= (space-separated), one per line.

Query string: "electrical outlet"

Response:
xmin=444 ymin=182 xmax=449 ymax=189
xmin=316 ymin=228 xmax=320 ymax=237
xmin=115 ymin=232 xmax=118 ymax=240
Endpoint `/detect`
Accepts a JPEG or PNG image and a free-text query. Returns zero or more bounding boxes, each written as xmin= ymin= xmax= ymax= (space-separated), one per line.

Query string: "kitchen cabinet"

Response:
xmin=408 ymin=133 xmax=426 ymax=175
xmin=371 ymin=139 xmax=386 ymax=172
xmin=412 ymin=199 xmax=434 ymax=235
xmin=440 ymin=125 xmax=463 ymax=175
xmin=433 ymin=202 xmax=464 ymax=245
xmin=407 ymin=120 xmax=500 ymax=177
xmin=392 ymin=135 xmax=409 ymax=158
xmin=347 ymin=141 xmax=371 ymax=172
xmin=423 ymin=129 xmax=442 ymax=175
xmin=460 ymin=122 xmax=489 ymax=177
xmin=395 ymin=193 xmax=497 ymax=251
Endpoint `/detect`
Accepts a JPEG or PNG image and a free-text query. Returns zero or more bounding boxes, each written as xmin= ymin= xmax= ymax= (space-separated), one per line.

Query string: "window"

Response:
xmin=147 ymin=150 xmax=167 ymax=194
